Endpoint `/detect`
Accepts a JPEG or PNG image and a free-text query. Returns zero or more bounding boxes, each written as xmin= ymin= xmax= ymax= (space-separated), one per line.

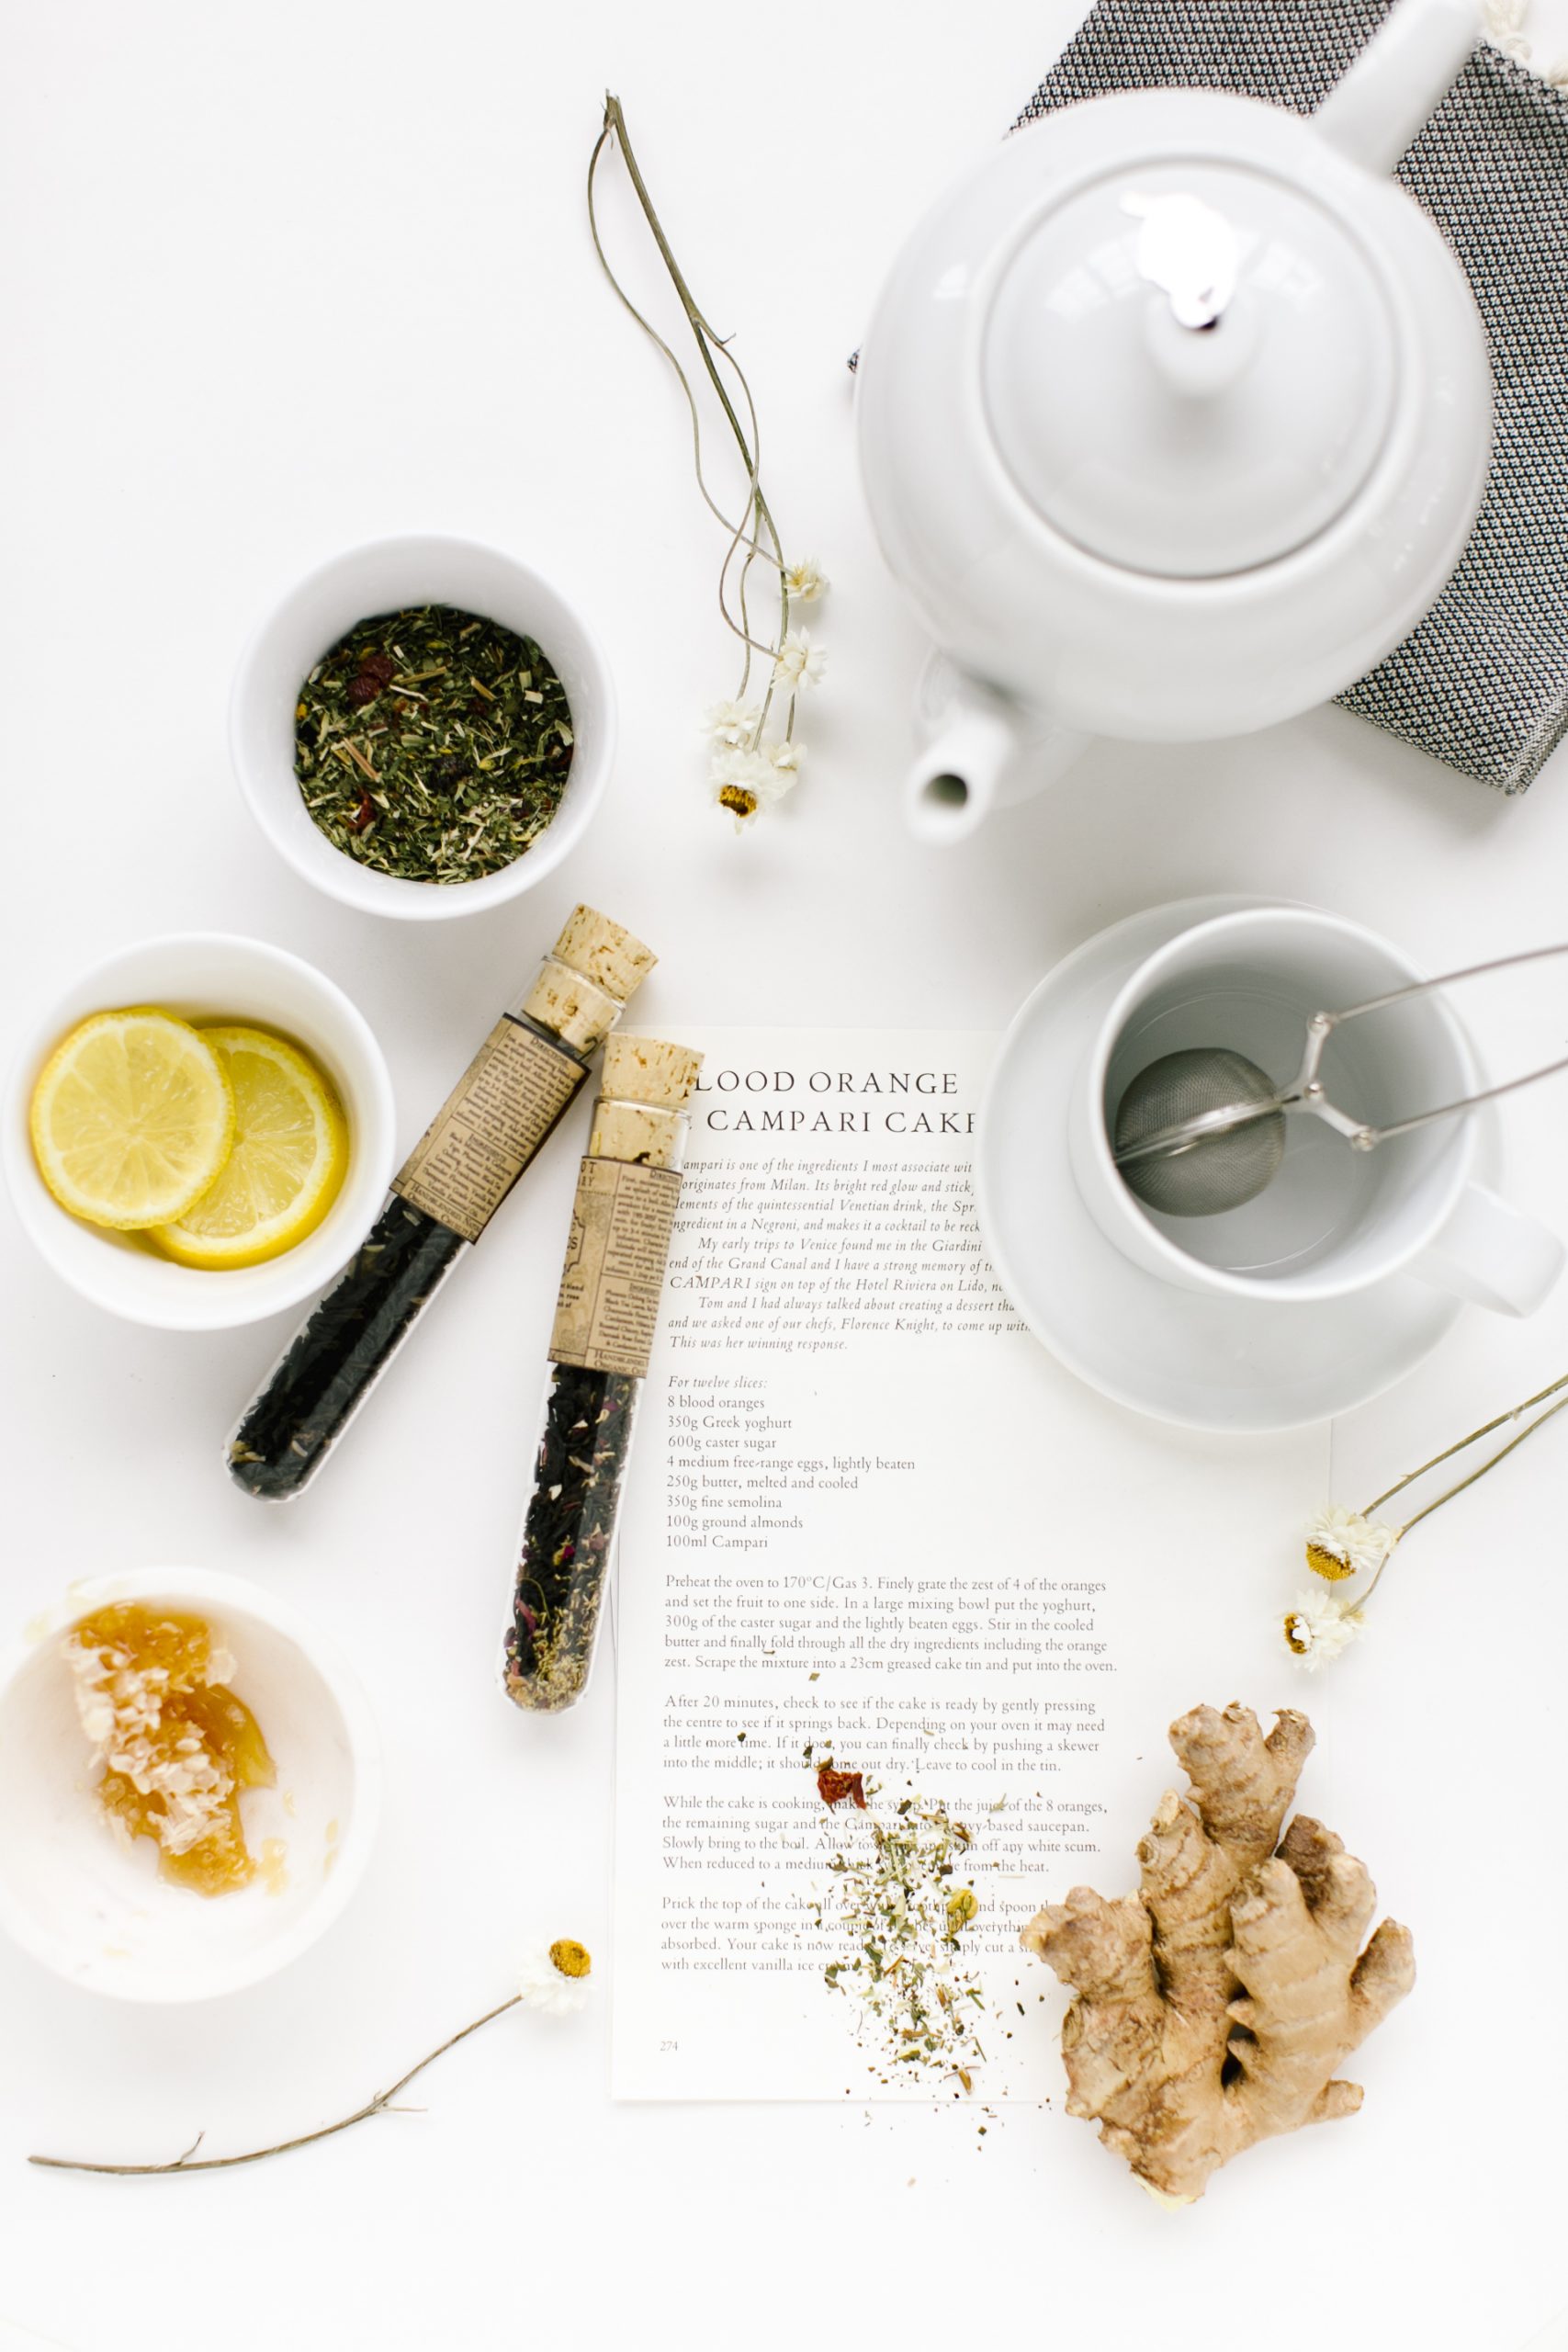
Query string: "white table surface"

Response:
xmin=5 ymin=4 xmax=1568 ymax=2346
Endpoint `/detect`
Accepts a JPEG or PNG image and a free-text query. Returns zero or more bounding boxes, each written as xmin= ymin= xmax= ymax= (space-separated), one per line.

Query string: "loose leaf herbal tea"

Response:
xmin=808 ymin=1764 xmax=988 ymax=2093
xmin=227 ymin=908 xmax=655 ymax=1502
xmin=294 ymin=605 xmax=575 ymax=883
xmin=503 ymin=1035 xmax=703 ymax=1713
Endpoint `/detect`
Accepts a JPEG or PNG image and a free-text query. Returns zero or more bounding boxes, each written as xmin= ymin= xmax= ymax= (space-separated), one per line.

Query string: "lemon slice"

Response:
xmin=150 ymin=1027 xmax=347 ymax=1270
xmin=30 ymin=1009 xmax=235 ymax=1230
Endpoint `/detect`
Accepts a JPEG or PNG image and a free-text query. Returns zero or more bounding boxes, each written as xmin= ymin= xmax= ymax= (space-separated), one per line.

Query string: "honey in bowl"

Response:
xmin=64 ymin=1603 xmax=276 ymax=1896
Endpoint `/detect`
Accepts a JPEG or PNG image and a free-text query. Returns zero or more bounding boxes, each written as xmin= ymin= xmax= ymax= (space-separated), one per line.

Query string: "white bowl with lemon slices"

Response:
xmin=3 ymin=934 xmax=395 ymax=1330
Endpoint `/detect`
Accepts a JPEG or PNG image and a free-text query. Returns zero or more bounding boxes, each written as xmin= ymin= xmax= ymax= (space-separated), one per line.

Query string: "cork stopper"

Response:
xmin=522 ymin=959 xmax=620 ymax=1057
xmin=551 ymin=906 xmax=657 ymax=1004
xmin=518 ymin=910 xmax=655 ymax=1054
xmin=601 ymin=1034 xmax=703 ymax=1109
xmin=591 ymin=1035 xmax=704 ymax=1170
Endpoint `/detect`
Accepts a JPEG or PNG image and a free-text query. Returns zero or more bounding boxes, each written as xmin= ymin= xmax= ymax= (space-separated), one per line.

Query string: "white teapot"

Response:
xmin=854 ymin=0 xmax=1491 ymax=842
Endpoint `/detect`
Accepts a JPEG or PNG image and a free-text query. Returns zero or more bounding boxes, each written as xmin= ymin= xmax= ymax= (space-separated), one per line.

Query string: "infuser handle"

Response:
xmin=1322 ymin=939 xmax=1568 ymax=1148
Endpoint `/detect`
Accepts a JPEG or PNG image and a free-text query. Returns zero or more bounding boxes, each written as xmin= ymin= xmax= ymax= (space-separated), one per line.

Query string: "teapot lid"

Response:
xmin=982 ymin=160 xmax=1397 ymax=579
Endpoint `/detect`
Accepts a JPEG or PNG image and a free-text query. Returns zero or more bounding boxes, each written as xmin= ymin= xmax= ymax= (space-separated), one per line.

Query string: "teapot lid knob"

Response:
xmin=982 ymin=163 xmax=1398 ymax=580
xmin=1122 ymin=189 xmax=1237 ymax=331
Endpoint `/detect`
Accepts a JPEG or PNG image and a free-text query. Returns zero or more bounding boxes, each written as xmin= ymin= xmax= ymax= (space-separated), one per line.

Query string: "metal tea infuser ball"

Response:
xmin=1112 ymin=944 xmax=1568 ymax=1220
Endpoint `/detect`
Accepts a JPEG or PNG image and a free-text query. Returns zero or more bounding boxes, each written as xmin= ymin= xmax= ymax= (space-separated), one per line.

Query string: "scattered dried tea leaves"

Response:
xmin=294 ymin=604 xmax=574 ymax=884
xmin=809 ymin=1765 xmax=987 ymax=2093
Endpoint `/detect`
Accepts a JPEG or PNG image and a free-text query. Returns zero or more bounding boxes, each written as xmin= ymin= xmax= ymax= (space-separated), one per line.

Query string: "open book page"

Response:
xmin=611 ymin=1030 xmax=1325 ymax=2101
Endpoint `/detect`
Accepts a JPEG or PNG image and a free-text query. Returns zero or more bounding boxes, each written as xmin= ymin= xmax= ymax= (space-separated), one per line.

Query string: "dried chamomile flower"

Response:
xmin=710 ymin=746 xmax=796 ymax=829
xmin=703 ymin=698 xmax=759 ymax=748
xmin=1304 ymin=1505 xmax=1398 ymax=1582
xmin=1279 ymin=1374 xmax=1568 ymax=1672
xmin=518 ymin=1938 xmax=593 ymax=2015
xmin=783 ymin=557 xmax=829 ymax=604
xmin=1282 ymin=1589 xmax=1365 ymax=1671
xmin=773 ymin=631 xmax=827 ymax=691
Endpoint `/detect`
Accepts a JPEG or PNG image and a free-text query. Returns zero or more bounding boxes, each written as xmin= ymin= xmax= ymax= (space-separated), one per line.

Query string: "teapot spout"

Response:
xmin=906 ymin=703 xmax=1024 ymax=843
xmin=905 ymin=662 xmax=1089 ymax=845
xmin=1314 ymin=0 xmax=1477 ymax=174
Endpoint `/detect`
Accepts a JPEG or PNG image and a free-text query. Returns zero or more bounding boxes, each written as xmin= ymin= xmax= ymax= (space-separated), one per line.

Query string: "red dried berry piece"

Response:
xmin=347 ymin=789 xmax=376 ymax=834
xmin=346 ymin=651 xmax=396 ymax=707
xmin=817 ymin=1763 xmax=867 ymax=1811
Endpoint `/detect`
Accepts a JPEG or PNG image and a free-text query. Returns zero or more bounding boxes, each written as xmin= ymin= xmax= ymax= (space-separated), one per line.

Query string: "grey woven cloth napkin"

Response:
xmin=1009 ymin=4 xmax=1568 ymax=791
xmin=1010 ymin=0 xmax=1568 ymax=795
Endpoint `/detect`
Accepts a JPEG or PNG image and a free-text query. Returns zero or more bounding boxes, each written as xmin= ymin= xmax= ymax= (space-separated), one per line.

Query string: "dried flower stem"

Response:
xmin=589 ymin=95 xmax=785 ymax=667
xmin=587 ymin=91 xmax=827 ymax=828
xmin=1353 ymin=1370 xmax=1568 ymax=1603
xmin=1364 ymin=1367 xmax=1568 ymax=1521
xmin=1291 ymin=1368 xmax=1568 ymax=1667
xmin=28 ymin=1994 xmax=520 ymax=2178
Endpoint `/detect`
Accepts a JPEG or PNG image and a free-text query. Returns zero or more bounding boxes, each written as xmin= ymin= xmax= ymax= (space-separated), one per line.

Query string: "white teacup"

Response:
xmin=1068 ymin=904 xmax=1565 ymax=1317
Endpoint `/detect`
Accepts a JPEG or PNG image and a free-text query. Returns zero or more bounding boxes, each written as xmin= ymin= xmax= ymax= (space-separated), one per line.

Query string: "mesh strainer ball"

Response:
xmin=1112 ymin=1046 xmax=1286 ymax=1217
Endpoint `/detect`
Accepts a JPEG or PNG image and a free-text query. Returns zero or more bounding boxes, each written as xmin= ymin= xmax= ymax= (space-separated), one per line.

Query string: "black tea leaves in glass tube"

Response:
xmin=503 ymin=1033 xmax=702 ymax=1713
xmin=227 ymin=906 xmax=655 ymax=1501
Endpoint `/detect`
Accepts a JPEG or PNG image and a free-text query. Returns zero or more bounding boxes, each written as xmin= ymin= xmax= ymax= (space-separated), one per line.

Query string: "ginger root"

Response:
xmin=1021 ymin=1702 xmax=1414 ymax=2204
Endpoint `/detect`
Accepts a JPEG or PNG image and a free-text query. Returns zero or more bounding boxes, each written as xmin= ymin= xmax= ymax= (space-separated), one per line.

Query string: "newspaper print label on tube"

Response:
xmin=549 ymin=1157 xmax=683 ymax=1377
xmin=392 ymin=1019 xmax=585 ymax=1243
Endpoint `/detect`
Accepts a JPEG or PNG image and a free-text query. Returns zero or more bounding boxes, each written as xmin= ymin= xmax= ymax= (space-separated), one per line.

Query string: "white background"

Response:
xmin=4 ymin=3 xmax=1568 ymax=2346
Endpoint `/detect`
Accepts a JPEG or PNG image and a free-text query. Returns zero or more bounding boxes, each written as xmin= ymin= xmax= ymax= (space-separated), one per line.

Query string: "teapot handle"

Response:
xmin=1314 ymin=0 xmax=1477 ymax=174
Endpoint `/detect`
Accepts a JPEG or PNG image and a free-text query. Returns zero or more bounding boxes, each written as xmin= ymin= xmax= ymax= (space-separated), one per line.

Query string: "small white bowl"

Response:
xmin=2 ymin=932 xmax=396 ymax=1331
xmin=230 ymin=533 xmax=616 ymax=920
xmin=0 ymin=1567 xmax=381 ymax=2002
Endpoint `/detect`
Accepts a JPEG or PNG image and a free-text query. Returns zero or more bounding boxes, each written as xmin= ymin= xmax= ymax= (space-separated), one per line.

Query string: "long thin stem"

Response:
xmin=587 ymin=134 xmax=762 ymax=587
xmin=1365 ymin=1369 xmax=1568 ymax=1515
xmin=28 ymin=1995 xmax=521 ymax=2178
xmin=1395 ymin=1387 xmax=1568 ymax=1537
xmin=1350 ymin=1372 xmax=1568 ymax=1609
xmin=590 ymin=96 xmax=788 ymax=665
xmin=588 ymin=141 xmax=777 ymax=663
xmin=601 ymin=96 xmax=775 ymax=522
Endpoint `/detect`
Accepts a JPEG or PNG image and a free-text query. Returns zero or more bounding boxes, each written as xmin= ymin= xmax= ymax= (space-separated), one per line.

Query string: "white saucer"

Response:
xmin=977 ymin=897 xmax=1468 ymax=1432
